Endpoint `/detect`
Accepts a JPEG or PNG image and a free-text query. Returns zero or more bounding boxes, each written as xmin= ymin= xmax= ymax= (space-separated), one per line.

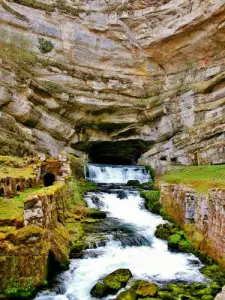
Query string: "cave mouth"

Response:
xmin=44 ymin=173 xmax=56 ymax=187
xmin=89 ymin=140 xmax=150 ymax=165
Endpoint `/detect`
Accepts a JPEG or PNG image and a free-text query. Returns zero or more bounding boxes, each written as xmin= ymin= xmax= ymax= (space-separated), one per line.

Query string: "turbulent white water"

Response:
xmin=36 ymin=164 xmax=206 ymax=300
xmin=85 ymin=163 xmax=151 ymax=184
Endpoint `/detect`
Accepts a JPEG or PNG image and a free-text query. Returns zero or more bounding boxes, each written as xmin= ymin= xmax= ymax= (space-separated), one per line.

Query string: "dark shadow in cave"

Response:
xmin=0 ymin=187 xmax=4 ymax=197
xmin=89 ymin=140 xmax=150 ymax=165
xmin=43 ymin=173 xmax=56 ymax=187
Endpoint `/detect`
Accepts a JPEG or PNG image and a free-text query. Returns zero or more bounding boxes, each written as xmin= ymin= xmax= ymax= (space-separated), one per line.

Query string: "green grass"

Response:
xmin=0 ymin=188 xmax=41 ymax=221
xmin=162 ymin=165 xmax=225 ymax=193
xmin=0 ymin=164 xmax=37 ymax=179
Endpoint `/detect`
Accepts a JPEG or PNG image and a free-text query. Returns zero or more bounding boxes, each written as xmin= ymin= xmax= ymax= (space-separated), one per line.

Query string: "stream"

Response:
xmin=36 ymin=164 xmax=206 ymax=300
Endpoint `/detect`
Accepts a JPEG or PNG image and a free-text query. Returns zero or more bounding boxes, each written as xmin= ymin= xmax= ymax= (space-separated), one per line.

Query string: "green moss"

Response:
xmin=140 ymin=190 xmax=161 ymax=214
xmin=38 ymin=38 xmax=54 ymax=54
xmin=162 ymin=165 xmax=225 ymax=193
xmin=200 ymin=265 xmax=225 ymax=286
xmin=13 ymin=0 xmax=54 ymax=11
xmin=145 ymin=165 xmax=156 ymax=181
xmin=136 ymin=281 xmax=158 ymax=297
xmin=68 ymin=154 xmax=84 ymax=180
xmin=5 ymin=277 xmax=35 ymax=299
xmin=0 ymin=188 xmax=41 ymax=222
xmin=103 ymin=269 xmax=132 ymax=293
xmin=90 ymin=282 xmax=107 ymax=298
xmin=37 ymin=80 xmax=67 ymax=95
xmin=155 ymin=223 xmax=177 ymax=240
xmin=116 ymin=288 xmax=137 ymax=300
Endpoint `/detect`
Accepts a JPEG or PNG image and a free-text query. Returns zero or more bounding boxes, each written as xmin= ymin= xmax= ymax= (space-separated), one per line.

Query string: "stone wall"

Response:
xmin=160 ymin=184 xmax=225 ymax=265
xmin=0 ymin=176 xmax=40 ymax=198
xmin=24 ymin=182 xmax=70 ymax=227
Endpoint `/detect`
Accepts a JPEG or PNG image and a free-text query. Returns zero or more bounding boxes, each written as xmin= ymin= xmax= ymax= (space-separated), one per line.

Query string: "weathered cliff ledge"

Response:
xmin=0 ymin=154 xmax=98 ymax=299
xmin=160 ymin=180 xmax=225 ymax=268
xmin=0 ymin=0 xmax=224 ymax=166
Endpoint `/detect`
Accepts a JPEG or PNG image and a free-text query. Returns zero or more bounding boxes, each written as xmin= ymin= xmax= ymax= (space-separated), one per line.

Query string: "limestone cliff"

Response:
xmin=0 ymin=0 xmax=225 ymax=166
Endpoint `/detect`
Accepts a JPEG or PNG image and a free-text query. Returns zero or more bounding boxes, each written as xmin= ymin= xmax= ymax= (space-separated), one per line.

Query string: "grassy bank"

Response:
xmin=162 ymin=165 xmax=225 ymax=193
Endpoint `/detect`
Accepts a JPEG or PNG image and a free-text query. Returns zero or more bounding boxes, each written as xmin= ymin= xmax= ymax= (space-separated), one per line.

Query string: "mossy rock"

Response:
xmin=201 ymin=296 xmax=214 ymax=300
xmin=192 ymin=288 xmax=213 ymax=297
xmin=135 ymin=281 xmax=158 ymax=297
xmin=155 ymin=224 xmax=177 ymax=240
xmin=127 ymin=180 xmax=140 ymax=186
xmin=9 ymin=225 xmax=44 ymax=244
xmin=139 ymin=181 xmax=154 ymax=190
xmin=178 ymin=240 xmax=192 ymax=253
xmin=140 ymin=190 xmax=161 ymax=214
xmin=116 ymin=288 xmax=137 ymax=300
xmin=103 ymin=269 xmax=132 ymax=293
xmin=168 ymin=233 xmax=182 ymax=250
xmin=90 ymin=282 xmax=107 ymax=298
xmin=87 ymin=209 xmax=107 ymax=219
xmin=207 ymin=282 xmax=221 ymax=294
xmin=157 ymin=291 xmax=177 ymax=300
xmin=200 ymin=265 xmax=225 ymax=286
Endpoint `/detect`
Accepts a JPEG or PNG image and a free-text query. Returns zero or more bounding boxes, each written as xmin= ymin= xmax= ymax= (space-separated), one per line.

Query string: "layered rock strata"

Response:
xmin=0 ymin=0 xmax=224 ymax=165
xmin=160 ymin=184 xmax=225 ymax=267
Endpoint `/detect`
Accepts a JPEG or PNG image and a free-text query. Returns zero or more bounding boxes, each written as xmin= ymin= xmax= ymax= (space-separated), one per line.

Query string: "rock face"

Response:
xmin=160 ymin=184 xmax=225 ymax=267
xmin=0 ymin=0 xmax=225 ymax=165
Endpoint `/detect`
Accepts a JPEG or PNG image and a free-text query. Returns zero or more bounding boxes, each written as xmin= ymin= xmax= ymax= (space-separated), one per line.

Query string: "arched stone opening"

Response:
xmin=17 ymin=185 xmax=21 ymax=192
xmin=43 ymin=173 xmax=55 ymax=187
xmin=0 ymin=187 xmax=4 ymax=197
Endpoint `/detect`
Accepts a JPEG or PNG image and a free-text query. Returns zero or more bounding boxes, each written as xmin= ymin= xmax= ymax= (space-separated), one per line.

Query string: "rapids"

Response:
xmin=35 ymin=164 xmax=206 ymax=300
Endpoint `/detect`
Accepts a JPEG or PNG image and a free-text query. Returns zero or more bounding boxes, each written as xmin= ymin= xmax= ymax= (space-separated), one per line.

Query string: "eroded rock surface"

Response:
xmin=0 ymin=0 xmax=225 ymax=166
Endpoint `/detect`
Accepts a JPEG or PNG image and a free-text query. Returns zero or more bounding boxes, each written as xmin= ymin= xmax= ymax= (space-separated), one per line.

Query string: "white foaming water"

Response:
xmin=35 ymin=165 xmax=206 ymax=300
xmin=85 ymin=163 xmax=151 ymax=184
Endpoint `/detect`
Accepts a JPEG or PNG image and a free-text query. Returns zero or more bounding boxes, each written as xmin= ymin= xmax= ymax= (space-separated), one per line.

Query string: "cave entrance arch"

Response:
xmin=43 ymin=173 xmax=56 ymax=187
xmin=89 ymin=140 xmax=150 ymax=165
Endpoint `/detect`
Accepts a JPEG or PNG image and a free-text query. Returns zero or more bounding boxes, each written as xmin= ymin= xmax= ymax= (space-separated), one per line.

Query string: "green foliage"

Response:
xmin=159 ymin=207 xmax=174 ymax=222
xmin=68 ymin=154 xmax=84 ymax=180
xmin=5 ymin=278 xmax=35 ymax=298
xmin=38 ymin=38 xmax=54 ymax=54
xmin=200 ymin=265 xmax=225 ymax=286
xmin=141 ymin=190 xmax=161 ymax=214
xmin=145 ymin=166 xmax=156 ymax=181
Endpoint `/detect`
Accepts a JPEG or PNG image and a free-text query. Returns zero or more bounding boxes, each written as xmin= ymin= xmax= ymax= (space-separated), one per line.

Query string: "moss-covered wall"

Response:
xmin=0 ymin=154 xmax=94 ymax=298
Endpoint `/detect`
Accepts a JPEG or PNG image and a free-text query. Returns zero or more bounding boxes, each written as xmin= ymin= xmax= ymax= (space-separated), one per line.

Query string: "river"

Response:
xmin=36 ymin=164 xmax=206 ymax=300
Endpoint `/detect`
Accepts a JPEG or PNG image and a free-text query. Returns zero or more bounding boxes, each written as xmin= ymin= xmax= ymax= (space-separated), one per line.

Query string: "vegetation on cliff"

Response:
xmin=0 ymin=154 xmax=99 ymax=299
xmin=162 ymin=165 xmax=225 ymax=193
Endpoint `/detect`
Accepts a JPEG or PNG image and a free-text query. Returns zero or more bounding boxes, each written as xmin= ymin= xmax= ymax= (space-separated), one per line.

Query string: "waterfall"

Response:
xmin=35 ymin=164 xmax=206 ymax=300
xmin=85 ymin=163 xmax=151 ymax=184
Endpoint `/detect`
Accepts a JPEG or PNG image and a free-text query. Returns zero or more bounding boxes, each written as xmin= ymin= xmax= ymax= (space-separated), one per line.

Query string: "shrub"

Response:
xmin=38 ymin=38 xmax=54 ymax=54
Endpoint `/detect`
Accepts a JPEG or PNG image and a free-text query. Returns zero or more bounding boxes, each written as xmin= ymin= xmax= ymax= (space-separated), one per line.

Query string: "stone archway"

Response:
xmin=43 ymin=173 xmax=56 ymax=187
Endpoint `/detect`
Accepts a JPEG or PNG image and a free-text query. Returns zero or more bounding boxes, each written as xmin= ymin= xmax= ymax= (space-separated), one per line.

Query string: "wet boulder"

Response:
xmin=116 ymin=288 xmax=137 ymax=300
xmin=87 ymin=208 xmax=107 ymax=219
xmin=135 ymin=281 xmax=159 ymax=297
xmin=90 ymin=282 xmax=107 ymax=298
xmin=127 ymin=180 xmax=140 ymax=186
xmin=90 ymin=269 xmax=132 ymax=298
xmin=155 ymin=223 xmax=177 ymax=240
xmin=103 ymin=268 xmax=133 ymax=292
